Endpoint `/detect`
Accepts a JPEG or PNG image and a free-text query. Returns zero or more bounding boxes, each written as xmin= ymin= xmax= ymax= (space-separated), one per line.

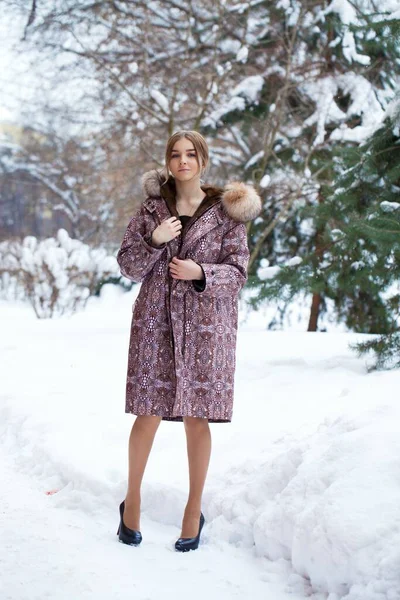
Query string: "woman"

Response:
xmin=116 ymin=130 xmax=262 ymax=552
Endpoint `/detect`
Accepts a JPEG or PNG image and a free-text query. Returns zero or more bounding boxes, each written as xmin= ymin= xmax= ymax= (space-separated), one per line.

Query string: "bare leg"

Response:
xmin=123 ymin=415 xmax=162 ymax=530
xmin=180 ymin=416 xmax=211 ymax=538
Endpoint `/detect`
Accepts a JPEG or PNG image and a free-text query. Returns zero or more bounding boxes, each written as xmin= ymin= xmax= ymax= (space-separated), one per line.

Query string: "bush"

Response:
xmin=0 ymin=229 xmax=121 ymax=318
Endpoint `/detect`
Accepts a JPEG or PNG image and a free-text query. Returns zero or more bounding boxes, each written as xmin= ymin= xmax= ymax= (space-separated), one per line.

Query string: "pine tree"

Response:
xmin=247 ymin=100 xmax=400 ymax=366
xmin=201 ymin=0 xmax=400 ymax=330
xmin=349 ymin=106 xmax=400 ymax=368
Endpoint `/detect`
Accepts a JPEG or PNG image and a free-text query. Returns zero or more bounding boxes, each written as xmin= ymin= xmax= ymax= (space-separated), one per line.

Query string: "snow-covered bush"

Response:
xmin=0 ymin=229 xmax=120 ymax=318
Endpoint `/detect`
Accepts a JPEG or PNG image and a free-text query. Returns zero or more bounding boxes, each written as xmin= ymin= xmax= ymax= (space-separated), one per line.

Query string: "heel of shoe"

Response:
xmin=117 ymin=500 xmax=142 ymax=546
xmin=174 ymin=511 xmax=205 ymax=552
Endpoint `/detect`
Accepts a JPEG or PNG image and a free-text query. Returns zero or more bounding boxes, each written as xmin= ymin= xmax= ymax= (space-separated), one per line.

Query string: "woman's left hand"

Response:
xmin=168 ymin=257 xmax=204 ymax=281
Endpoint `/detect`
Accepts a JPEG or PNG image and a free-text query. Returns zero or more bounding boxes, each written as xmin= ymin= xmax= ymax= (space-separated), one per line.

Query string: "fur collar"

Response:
xmin=141 ymin=169 xmax=262 ymax=223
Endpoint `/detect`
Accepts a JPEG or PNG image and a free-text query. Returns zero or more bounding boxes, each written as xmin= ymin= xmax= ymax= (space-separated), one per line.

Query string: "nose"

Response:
xmin=179 ymin=156 xmax=187 ymax=165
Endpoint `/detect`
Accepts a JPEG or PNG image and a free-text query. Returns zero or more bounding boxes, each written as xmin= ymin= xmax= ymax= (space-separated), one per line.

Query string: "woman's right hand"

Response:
xmin=152 ymin=217 xmax=182 ymax=246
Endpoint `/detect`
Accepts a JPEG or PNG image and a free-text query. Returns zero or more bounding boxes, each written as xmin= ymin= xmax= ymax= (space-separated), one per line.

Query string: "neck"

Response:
xmin=175 ymin=177 xmax=205 ymax=204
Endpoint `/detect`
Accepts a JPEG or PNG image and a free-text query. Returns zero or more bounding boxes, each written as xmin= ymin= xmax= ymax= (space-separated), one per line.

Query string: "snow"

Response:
xmin=299 ymin=218 xmax=316 ymax=237
xmin=302 ymin=71 xmax=387 ymax=146
xmin=257 ymin=256 xmax=303 ymax=280
xmin=322 ymin=0 xmax=356 ymax=24
xmin=257 ymin=265 xmax=281 ymax=280
xmin=285 ymin=256 xmax=303 ymax=267
xmin=219 ymin=39 xmax=242 ymax=54
xmin=278 ymin=0 xmax=301 ymax=27
xmin=299 ymin=30 xmax=398 ymax=145
xmin=260 ymin=173 xmax=271 ymax=188
xmin=385 ymin=97 xmax=400 ymax=134
xmin=236 ymin=46 xmax=249 ymax=63
xmin=202 ymin=96 xmax=246 ymax=128
xmin=302 ymin=77 xmax=347 ymax=145
xmin=150 ymin=89 xmax=169 ymax=113
xmin=320 ymin=0 xmax=382 ymax=65
xmin=202 ymin=76 xmax=264 ymax=128
xmin=129 ymin=62 xmax=138 ymax=74
xmin=245 ymin=150 xmax=264 ymax=170
xmin=342 ymin=30 xmax=371 ymax=66
xmin=380 ymin=201 xmax=400 ymax=212
xmin=231 ymin=75 xmax=264 ymax=104
xmin=350 ymin=261 xmax=365 ymax=270
xmin=2 ymin=290 xmax=400 ymax=599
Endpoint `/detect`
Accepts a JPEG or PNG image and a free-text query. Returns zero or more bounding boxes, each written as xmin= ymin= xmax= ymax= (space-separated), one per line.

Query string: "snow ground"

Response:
xmin=1 ymin=286 xmax=400 ymax=600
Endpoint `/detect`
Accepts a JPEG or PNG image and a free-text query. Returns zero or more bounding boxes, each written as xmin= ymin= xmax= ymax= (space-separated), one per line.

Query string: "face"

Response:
xmin=168 ymin=137 xmax=204 ymax=182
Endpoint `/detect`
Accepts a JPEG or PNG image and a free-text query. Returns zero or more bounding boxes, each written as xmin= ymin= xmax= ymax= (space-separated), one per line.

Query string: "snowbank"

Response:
xmin=207 ymin=398 xmax=400 ymax=599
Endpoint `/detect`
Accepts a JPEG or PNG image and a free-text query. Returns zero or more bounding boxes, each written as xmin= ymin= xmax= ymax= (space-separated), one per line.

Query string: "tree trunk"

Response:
xmin=307 ymin=293 xmax=321 ymax=331
xmin=307 ymin=186 xmax=326 ymax=331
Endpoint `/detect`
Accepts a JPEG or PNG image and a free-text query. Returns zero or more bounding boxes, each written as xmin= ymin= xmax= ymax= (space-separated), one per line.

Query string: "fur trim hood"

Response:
xmin=141 ymin=169 xmax=262 ymax=223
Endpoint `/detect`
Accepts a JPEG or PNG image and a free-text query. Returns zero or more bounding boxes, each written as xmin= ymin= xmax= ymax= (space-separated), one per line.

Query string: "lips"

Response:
xmin=178 ymin=168 xmax=190 ymax=172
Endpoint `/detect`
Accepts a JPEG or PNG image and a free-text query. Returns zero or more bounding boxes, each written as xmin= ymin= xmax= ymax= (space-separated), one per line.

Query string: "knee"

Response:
xmin=134 ymin=415 xmax=162 ymax=432
xmin=183 ymin=416 xmax=209 ymax=432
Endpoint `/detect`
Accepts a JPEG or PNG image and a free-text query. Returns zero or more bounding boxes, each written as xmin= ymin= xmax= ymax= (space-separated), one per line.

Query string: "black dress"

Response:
xmin=178 ymin=215 xmax=191 ymax=227
xmin=178 ymin=215 xmax=205 ymax=292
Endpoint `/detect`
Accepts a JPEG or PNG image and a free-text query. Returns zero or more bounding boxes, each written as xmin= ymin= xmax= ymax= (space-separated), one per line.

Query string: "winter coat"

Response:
xmin=117 ymin=170 xmax=262 ymax=422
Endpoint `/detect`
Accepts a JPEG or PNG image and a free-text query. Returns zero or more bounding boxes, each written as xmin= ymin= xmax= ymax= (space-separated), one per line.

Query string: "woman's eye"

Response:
xmin=171 ymin=153 xmax=196 ymax=158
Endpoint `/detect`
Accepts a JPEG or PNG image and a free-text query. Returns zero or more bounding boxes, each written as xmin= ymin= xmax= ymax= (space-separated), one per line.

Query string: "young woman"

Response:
xmin=116 ymin=130 xmax=262 ymax=552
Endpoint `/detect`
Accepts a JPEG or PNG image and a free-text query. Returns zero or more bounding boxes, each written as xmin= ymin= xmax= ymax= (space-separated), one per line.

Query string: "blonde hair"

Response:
xmin=164 ymin=130 xmax=209 ymax=178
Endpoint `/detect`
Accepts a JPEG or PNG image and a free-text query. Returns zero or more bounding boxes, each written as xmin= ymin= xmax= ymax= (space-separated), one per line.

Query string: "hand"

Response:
xmin=168 ymin=257 xmax=204 ymax=281
xmin=152 ymin=217 xmax=182 ymax=246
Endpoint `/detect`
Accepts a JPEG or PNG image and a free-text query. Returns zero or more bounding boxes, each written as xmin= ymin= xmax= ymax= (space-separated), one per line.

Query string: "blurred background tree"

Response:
xmin=1 ymin=0 xmax=399 ymax=350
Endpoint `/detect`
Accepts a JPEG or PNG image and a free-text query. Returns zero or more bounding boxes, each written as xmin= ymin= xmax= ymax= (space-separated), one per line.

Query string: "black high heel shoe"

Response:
xmin=117 ymin=500 xmax=142 ymax=546
xmin=175 ymin=512 xmax=205 ymax=552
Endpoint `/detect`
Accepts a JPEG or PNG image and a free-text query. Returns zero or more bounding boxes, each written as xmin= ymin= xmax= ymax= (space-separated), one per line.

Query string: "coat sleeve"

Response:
xmin=117 ymin=203 xmax=167 ymax=283
xmin=191 ymin=222 xmax=249 ymax=297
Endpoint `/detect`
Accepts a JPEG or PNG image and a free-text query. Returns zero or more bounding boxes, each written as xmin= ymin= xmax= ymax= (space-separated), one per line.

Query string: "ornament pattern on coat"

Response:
xmin=117 ymin=196 xmax=250 ymax=423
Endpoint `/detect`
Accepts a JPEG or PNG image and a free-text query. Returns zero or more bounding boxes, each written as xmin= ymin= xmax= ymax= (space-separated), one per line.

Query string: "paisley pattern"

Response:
xmin=117 ymin=186 xmax=251 ymax=423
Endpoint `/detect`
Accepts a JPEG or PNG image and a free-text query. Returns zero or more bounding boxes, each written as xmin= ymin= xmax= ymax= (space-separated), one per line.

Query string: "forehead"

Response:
xmin=171 ymin=138 xmax=196 ymax=152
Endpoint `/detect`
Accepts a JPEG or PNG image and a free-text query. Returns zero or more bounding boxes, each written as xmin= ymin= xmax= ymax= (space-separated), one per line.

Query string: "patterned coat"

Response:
xmin=117 ymin=170 xmax=262 ymax=423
